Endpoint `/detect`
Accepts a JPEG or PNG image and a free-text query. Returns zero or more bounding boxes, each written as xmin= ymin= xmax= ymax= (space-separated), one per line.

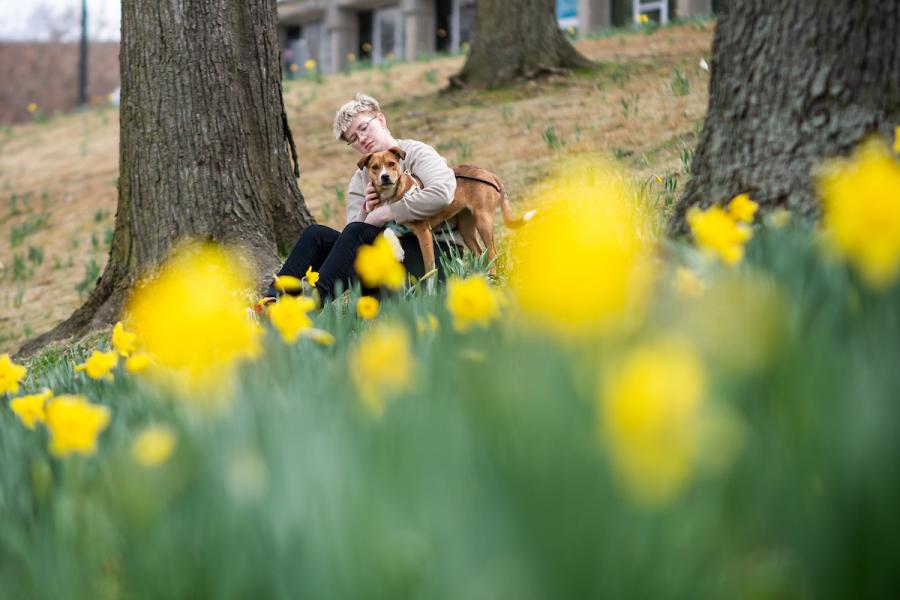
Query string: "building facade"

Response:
xmin=276 ymin=0 xmax=713 ymax=74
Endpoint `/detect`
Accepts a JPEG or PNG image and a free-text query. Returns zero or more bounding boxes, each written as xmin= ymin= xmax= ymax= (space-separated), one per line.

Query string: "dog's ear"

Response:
xmin=357 ymin=153 xmax=374 ymax=170
xmin=387 ymin=146 xmax=406 ymax=160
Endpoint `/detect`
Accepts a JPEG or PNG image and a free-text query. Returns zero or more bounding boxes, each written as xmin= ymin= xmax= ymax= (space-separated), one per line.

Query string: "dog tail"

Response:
xmin=498 ymin=179 xmax=536 ymax=229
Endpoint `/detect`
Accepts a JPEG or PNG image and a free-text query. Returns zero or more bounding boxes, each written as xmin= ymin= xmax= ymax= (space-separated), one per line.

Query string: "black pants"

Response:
xmin=274 ymin=222 xmax=453 ymax=300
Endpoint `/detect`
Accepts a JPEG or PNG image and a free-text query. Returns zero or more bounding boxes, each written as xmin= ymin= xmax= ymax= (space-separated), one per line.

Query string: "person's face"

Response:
xmin=344 ymin=112 xmax=391 ymax=154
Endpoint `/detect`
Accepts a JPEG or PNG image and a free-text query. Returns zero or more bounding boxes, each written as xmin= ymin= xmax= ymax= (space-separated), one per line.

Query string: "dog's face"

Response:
xmin=358 ymin=146 xmax=407 ymax=195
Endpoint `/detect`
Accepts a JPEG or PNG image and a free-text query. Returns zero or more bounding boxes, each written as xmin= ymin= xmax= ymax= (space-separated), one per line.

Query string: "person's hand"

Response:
xmin=364 ymin=204 xmax=393 ymax=227
xmin=364 ymin=182 xmax=381 ymax=212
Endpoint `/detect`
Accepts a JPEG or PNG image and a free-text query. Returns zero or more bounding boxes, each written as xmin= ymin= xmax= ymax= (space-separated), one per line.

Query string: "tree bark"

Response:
xmin=449 ymin=0 xmax=594 ymax=89
xmin=18 ymin=0 xmax=314 ymax=357
xmin=669 ymin=0 xmax=900 ymax=234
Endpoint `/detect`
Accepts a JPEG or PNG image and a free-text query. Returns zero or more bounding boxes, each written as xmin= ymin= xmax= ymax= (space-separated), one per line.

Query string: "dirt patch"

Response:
xmin=0 ymin=22 xmax=713 ymax=353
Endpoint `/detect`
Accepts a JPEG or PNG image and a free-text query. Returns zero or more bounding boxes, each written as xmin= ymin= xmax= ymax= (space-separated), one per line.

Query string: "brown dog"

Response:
xmin=358 ymin=146 xmax=533 ymax=276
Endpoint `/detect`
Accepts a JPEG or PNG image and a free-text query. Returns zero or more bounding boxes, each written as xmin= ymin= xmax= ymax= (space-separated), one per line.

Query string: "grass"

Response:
xmin=3 ymin=218 xmax=900 ymax=597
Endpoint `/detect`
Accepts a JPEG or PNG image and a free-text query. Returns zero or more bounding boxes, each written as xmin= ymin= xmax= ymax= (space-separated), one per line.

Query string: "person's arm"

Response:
xmin=388 ymin=142 xmax=456 ymax=223
xmin=346 ymin=171 xmax=368 ymax=224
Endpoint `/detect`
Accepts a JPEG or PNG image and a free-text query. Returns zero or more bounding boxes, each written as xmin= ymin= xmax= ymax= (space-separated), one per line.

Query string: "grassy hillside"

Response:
xmin=0 ymin=22 xmax=713 ymax=353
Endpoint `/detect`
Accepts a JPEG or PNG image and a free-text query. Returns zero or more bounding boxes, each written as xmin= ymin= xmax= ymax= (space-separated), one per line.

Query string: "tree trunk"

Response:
xmin=18 ymin=0 xmax=314 ymax=357
xmin=669 ymin=0 xmax=899 ymax=234
xmin=449 ymin=0 xmax=594 ymax=89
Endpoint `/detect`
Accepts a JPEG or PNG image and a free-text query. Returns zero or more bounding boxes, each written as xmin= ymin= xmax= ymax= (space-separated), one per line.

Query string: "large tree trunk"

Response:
xmin=449 ymin=0 xmax=594 ymax=89
xmin=669 ymin=0 xmax=899 ymax=233
xmin=18 ymin=0 xmax=314 ymax=357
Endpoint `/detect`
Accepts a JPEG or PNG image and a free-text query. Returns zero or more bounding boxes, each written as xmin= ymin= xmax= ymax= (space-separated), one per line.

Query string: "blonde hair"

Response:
xmin=332 ymin=93 xmax=381 ymax=140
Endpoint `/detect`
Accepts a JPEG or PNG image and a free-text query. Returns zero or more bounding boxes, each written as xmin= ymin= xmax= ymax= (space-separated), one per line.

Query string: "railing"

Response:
xmin=633 ymin=0 xmax=669 ymax=25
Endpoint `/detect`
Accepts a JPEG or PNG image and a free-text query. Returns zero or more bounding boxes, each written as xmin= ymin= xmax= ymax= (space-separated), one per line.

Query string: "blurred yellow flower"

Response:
xmin=304 ymin=59 xmax=317 ymax=71
xmin=768 ymin=208 xmax=791 ymax=229
xmin=727 ymin=193 xmax=758 ymax=223
xmin=305 ymin=266 xmax=319 ymax=287
xmin=300 ymin=328 xmax=336 ymax=346
xmin=125 ymin=352 xmax=152 ymax=373
xmin=132 ymin=424 xmax=177 ymax=467
xmin=0 ymin=353 xmax=28 ymax=395
xmin=509 ymin=158 xmax=657 ymax=337
xmin=673 ymin=267 xmax=705 ymax=298
xmin=112 ymin=321 xmax=137 ymax=357
xmin=355 ymin=234 xmax=406 ymax=290
xmin=124 ymin=243 xmax=263 ymax=402
xmin=357 ymin=296 xmax=380 ymax=320
xmin=27 ymin=102 xmax=38 ymax=114
xmin=446 ymin=275 xmax=501 ymax=332
xmin=274 ymin=275 xmax=303 ymax=292
xmin=268 ymin=295 xmax=315 ymax=344
xmin=679 ymin=270 xmax=785 ymax=374
xmin=416 ymin=313 xmax=439 ymax=335
xmin=350 ymin=323 xmax=413 ymax=416
xmin=818 ymin=138 xmax=900 ymax=289
xmin=10 ymin=389 xmax=53 ymax=430
xmin=687 ymin=205 xmax=752 ymax=265
xmin=347 ymin=52 xmax=357 ymax=62
xmin=74 ymin=350 xmax=119 ymax=381
xmin=637 ymin=14 xmax=650 ymax=24
xmin=600 ymin=338 xmax=705 ymax=507
xmin=44 ymin=395 xmax=111 ymax=457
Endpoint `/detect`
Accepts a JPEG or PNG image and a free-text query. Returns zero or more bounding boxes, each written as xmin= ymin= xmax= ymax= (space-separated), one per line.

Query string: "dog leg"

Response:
xmin=456 ymin=211 xmax=483 ymax=256
xmin=409 ymin=223 xmax=437 ymax=293
xmin=475 ymin=215 xmax=497 ymax=274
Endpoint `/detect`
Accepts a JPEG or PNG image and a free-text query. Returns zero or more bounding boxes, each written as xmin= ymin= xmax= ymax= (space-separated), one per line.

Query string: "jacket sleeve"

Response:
xmin=346 ymin=170 xmax=368 ymax=224
xmin=389 ymin=141 xmax=457 ymax=223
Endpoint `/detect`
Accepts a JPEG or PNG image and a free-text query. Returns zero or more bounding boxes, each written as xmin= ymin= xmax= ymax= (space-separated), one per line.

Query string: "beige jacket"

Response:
xmin=346 ymin=139 xmax=462 ymax=244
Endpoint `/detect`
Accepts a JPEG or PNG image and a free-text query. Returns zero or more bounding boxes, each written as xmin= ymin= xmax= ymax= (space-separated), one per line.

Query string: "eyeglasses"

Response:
xmin=345 ymin=114 xmax=379 ymax=146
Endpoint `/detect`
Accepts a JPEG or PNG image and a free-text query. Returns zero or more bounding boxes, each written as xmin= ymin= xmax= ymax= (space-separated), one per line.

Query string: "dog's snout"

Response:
xmin=380 ymin=173 xmax=392 ymax=184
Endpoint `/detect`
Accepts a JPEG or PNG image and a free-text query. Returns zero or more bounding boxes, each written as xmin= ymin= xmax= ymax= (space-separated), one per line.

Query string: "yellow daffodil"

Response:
xmin=0 ymin=353 xmax=28 ymax=395
xmin=416 ymin=313 xmax=439 ymax=335
xmin=304 ymin=59 xmax=317 ymax=71
xmin=356 ymin=296 xmax=380 ymax=320
xmin=10 ymin=389 xmax=53 ymax=430
xmin=267 ymin=295 xmax=315 ymax=343
xmin=305 ymin=266 xmax=319 ymax=287
xmin=637 ymin=14 xmax=649 ymax=24
xmin=27 ymin=102 xmax=38 ymax=114
xmin=300 ymin=328 xmax=336 ymax=346
xmin=350 ymin=323 xmax=413 ymax=416
xmin=687 ymin=205 xmax=752 ymax=265
xmin=112 ymin=321 xmax=137 ymax=357
xmin=355 ymin=234 xmax=406 ymax=290
xmin=679 ymin=270 xmax=785 ymax=374
xmin=446 ymin=275 xmax=501 ymax=332
xmin=124 ymin=243 xmax=263 ymax=403
xmin=600 ymin=338 xmax=705 ymax=507
xmin=125 ymin=352 xmax=152 ymax=374
xmin=673 ymin=267 xmax=705 ymax=298
xmin=74 ymin=350 xmax=119 ymax=381
xmin=44 ymin=395 xmax=111 ymax=457
xmin=132 ymin=424 xmax=177 ymax=467
xmin=768 ymin=208 xmax=791 ymax=229
xmin=818 ymin=138 xmax=900 ymax=289
xmin=727 ymin=193 xmax=759 ymax=223
xmin=274 ymin=275 xmax=303 ymax=292
xmin=509 ymin=158 xmax=657 ymax=337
